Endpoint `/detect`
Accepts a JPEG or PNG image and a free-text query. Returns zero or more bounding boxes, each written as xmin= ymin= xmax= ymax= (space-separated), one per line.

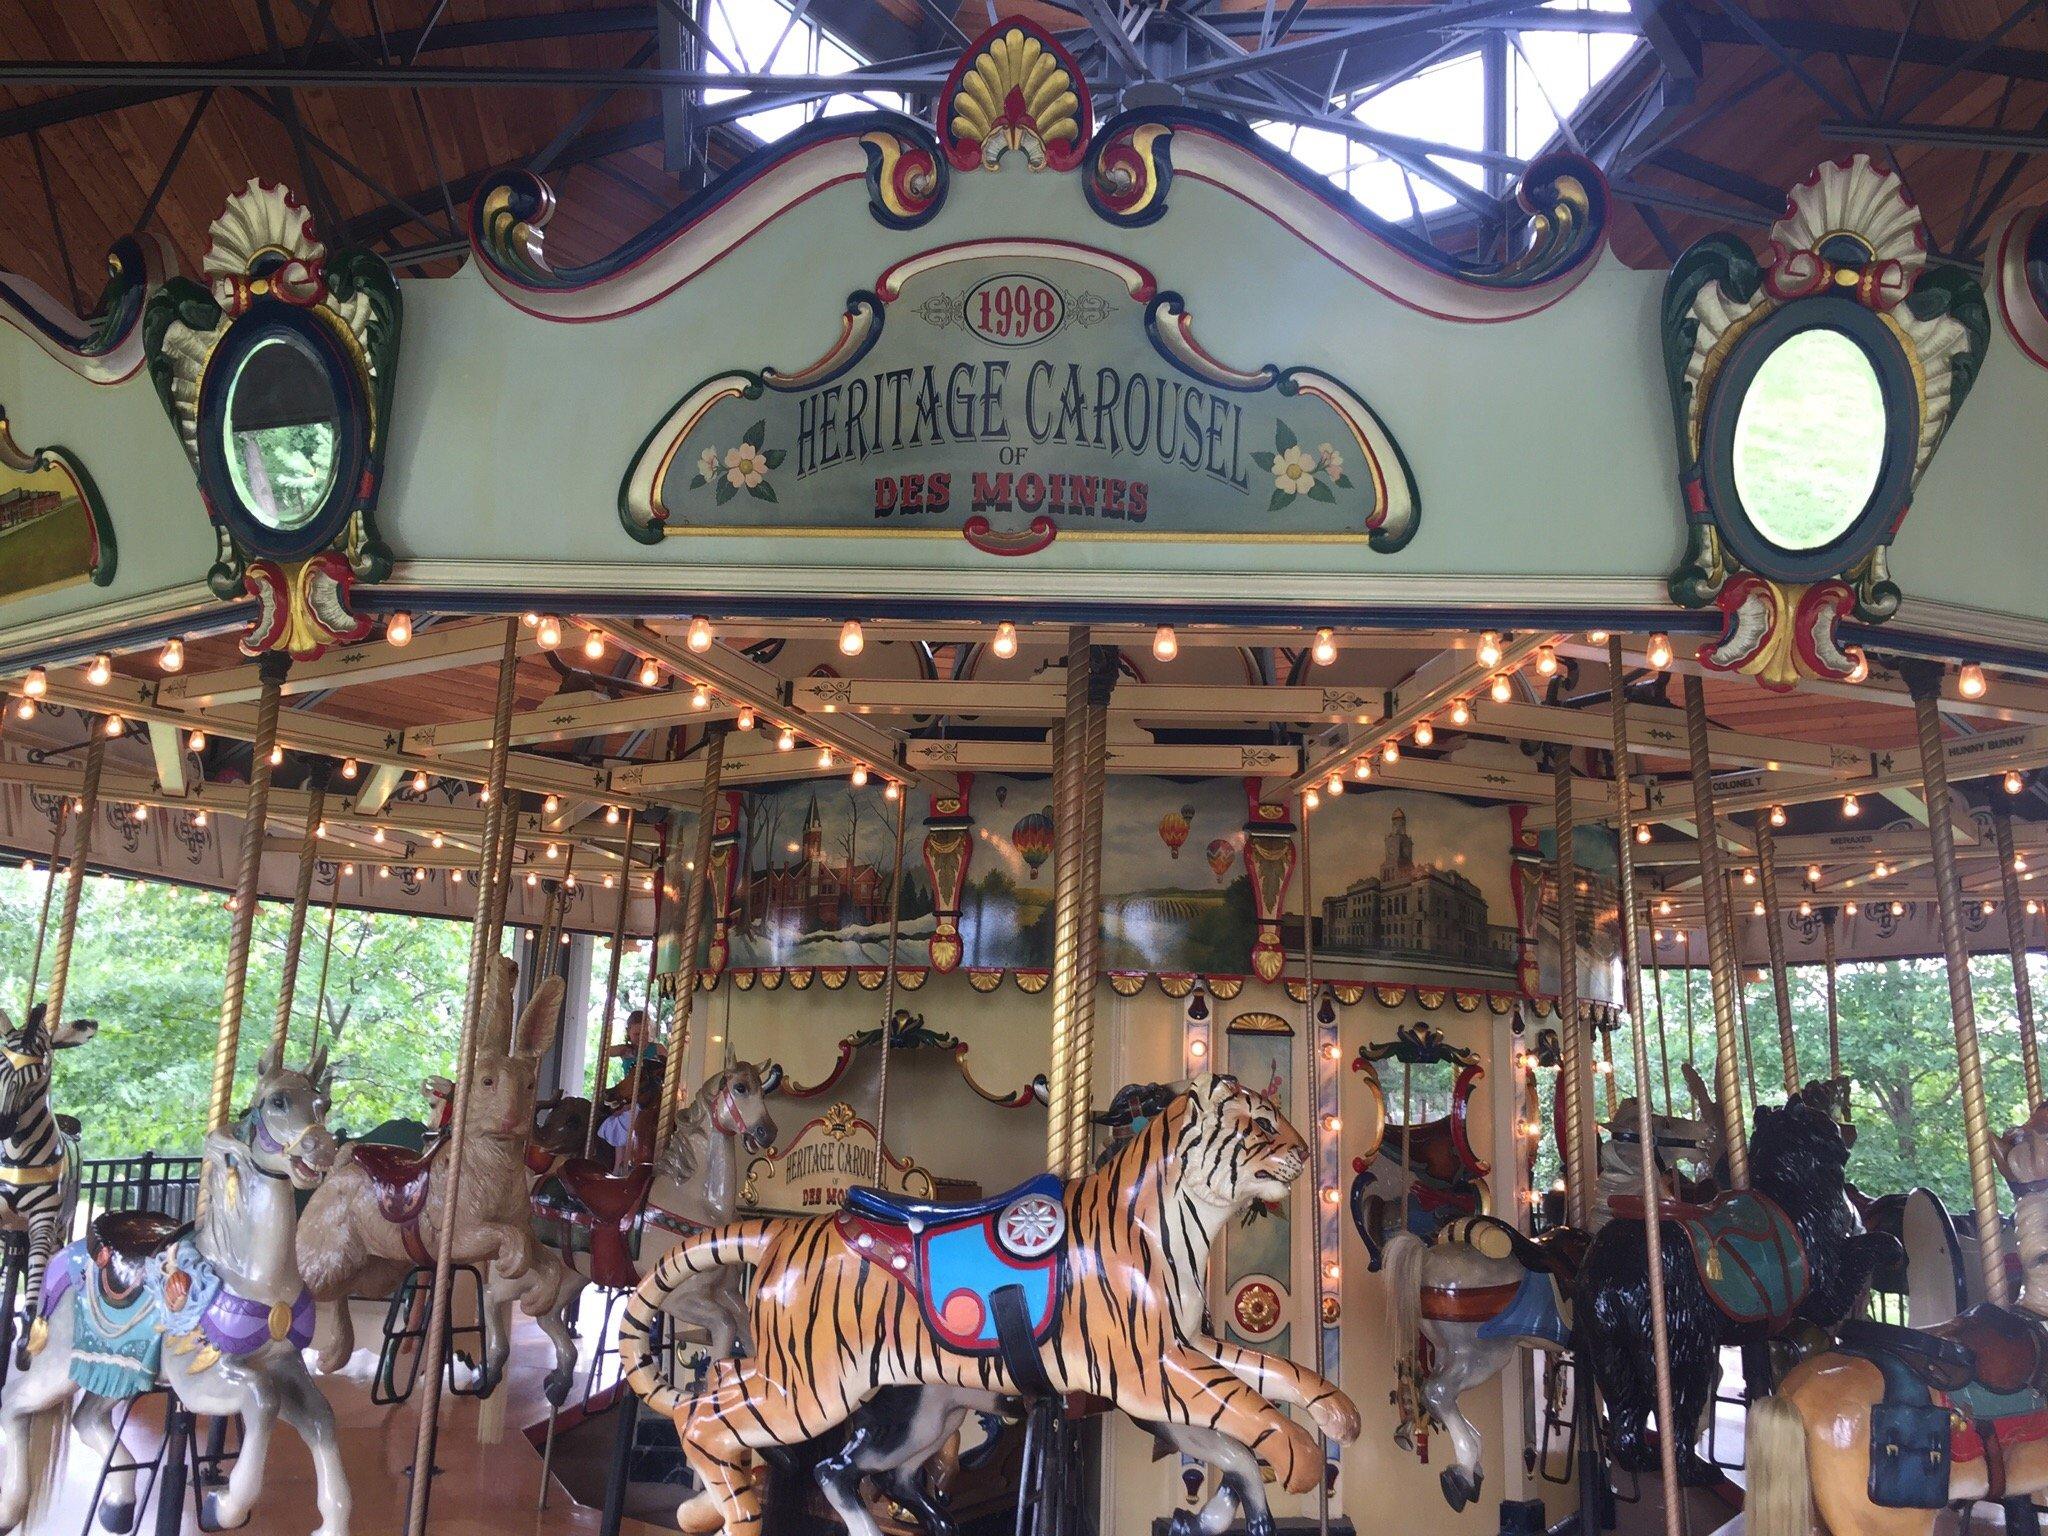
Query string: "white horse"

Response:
xmin=0 ymin=1041 xmax=350 ymax=1536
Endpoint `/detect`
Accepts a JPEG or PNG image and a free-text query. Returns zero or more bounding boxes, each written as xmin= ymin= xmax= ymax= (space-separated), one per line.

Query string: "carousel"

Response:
xmin=3 ymin=4 xmax=2048 ymax=1535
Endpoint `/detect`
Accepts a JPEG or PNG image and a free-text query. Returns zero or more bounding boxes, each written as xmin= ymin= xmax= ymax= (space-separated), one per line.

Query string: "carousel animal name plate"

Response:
xmin=619 ymin=242 xmax=1419 ymax=557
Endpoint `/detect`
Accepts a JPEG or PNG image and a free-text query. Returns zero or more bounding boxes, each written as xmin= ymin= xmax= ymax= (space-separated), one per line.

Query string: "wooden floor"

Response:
xmin=38 ymin=1298 xmax=672 ymax=1536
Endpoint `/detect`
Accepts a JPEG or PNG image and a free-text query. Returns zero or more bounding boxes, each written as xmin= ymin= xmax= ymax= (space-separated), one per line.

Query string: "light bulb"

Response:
xmin=187 ymin=729 xmax=206 ymax=752
xmin=131 ymin=802 xmax=146 ymax=820
xmin=1653 ymin=928 xmax=1664 ymax=942
xmin=86 ymin=654 xmax=111 ymax=686
xmin=583 ymin=629 xmax=605 ymax=660
xmin=546 ymin=843 xmax=560 ymax=860
xmin=884 ymin=781 xmax=900 ymax=802
xmin=536 ymin=615 xmax=563 ymax=648
xmin=1845 ymin=900 xmax=1859 ymax=916
xmin=1807 ymin=865 xmax=1822 ymax=884
xmin=851 ymin=764 xmax=869 ymax=787
xmin=777 ymin=727 xmax=795 ymax=753
xmin=386 ymin=612 xmax=413 ymax=648
xmin=411 ymin=770 xmax=428 ymax=793
xmin=1323 ymin=1187 xmax=1340 ymax=1205
xmin=522 ymin=612 xmax=539 ymax=627
xmin=103 ymin=714 xmax=123 ymax=737
xmin=1769 ymin=804 xmax=1786 ymax=827
xmin=686 ymin=615 xmax=714 ymax=653
xmin=1353 ymin=758 xmax=1372 ymax=780
xmin=1152 ymin=624 xmax=1178 ymax=662
xmin=1381 ymin=739 xmax=1399 ymax=765
xmin=1535 ymin=645 xmax=1558 ymax=677
xmin=195 ymin=809 xmax=210 ymax=828
xmin=378 ymin=865 xmax=391 ymax=879
xmin=1414 ymin=719 xmax=1434 ymax=748
xmin=1843 ymin=793 xmax=1861 ymax=818
xmin=1323 ymin=1114 xmax=1341 ymax=1133
xmin=563 ymin=873 xmax=576 ymax=889
xmin=372 ymin=827 xmax=386 ymax=844
xmin=1846 ymin=649 xmax=1870 ymax=684
xmin=605 ymin=805 xmax=620 ymax=825
xmin=12 ymin=699 xmax=30 ymax=720
xmin=477 ymin=787 xmax=490 ymax=803
xmin=638 ymin=656 xmax=661 ymax=687
xmin=22 ymin=666 xmax=47 ymax=698
xmin=1304 ymin=789 xmax=1320 ymax=810
xmin=430 ymin=831 xmax=445 ymax=848
xmin=2008 ymin=770 xmax=2026 ymax=795
xmin=1635 ymin=824 xmax=1652 ymax=844
xmin=1188 ymin=1038 xmax=1208 ymax=1060
xmin=268 ymin=744 xmax=282 ymax=766
xmin=1490 ymin=673 xmax=1513 ymax=704
xmin=692 ymin=683 xmax=710 ymax=711
xmin=1476 ymin=631 xmax=1502 ymax=668
xmin=1984 ymin=900 xmax=1997 ymax=916
xmin=544 ymin=793 xmax=560 ymax=814
xmin=992 ymin=621 xmax=1018 ymax=660
xmin=603 ymin=874 xmax=615 ymax=889
xmin=342 ymin=862 xmax=356 ymax=876
xmin=1646 ymin=633 xmax=1673 ymax=669
xmin=1657 ymin=898 xmax=1672 ymax=916
xmin=1891 ymin=900 xmax=1905 ymax=916
xmin=2020 ymin=855 xmax=2031 ymax=873
xmin=1311 ymin=628 xmax=1337 ymax=666
xmin=1959 ymin=663 xmax=1987 ymax=699
xmin=341 ymin=758 xmax=358 ymax=780
xmin=525 ymin=871 xmax=537 ymax=887
xmin=2032 ymin=900 xmax=2042 ymax=916
xmin=451 ymin=868 xmax=463 ymax=884
xmin=1799 ymin=900 xmax=1813 ymax=916
xmin=838 ymin=620 xmax=865 ymax=657
xmin=1874 ymin=861 xmax=1889 ymax=878
xmin=1325 ymin=773 xmax=1344 ymax=796
xmin=1742 ymin=867 xmax=1756 ymax=885
xmin=1587 ymin=629 xmax=1609 ymax=643
xmin=818 ymin=747 xmax=836 ymax=770
xmin=160 ymin=638 xmax=184 ymax=673
xmin=1449 ymin=698 xmax=1470 ymax=726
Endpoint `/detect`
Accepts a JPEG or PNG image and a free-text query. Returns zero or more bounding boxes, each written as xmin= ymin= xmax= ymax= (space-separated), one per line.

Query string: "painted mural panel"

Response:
xmin=0 ymin=411 xmax=114 ymax=603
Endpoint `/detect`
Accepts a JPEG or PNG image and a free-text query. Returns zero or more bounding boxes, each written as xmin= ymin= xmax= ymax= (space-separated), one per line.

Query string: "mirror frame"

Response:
xmin=1698 ymin=296 xmax=1918 ymax=584
xmin=196 ymin=302 xmax=366 ymax=563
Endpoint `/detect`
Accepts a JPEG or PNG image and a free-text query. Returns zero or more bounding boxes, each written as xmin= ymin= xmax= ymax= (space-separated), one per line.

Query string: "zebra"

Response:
xmin=0 ymin=1004 xmax=97 ymax=1365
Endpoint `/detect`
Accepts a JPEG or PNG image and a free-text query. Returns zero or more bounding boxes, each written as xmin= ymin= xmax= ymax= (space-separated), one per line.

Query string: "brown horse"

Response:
xmin=1749 ymin=1107 xmax=2048 ymax=1536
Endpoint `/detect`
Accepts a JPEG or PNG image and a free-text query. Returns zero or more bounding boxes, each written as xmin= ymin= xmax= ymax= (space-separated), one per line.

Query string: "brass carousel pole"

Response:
xmin=1902 ymin=660 xmax=2010 ymax=1305
xmin=269 ymin=773 xmax=328 ymax=1055
xmin=1752 ymin=811 xmax=1800 ymax=1093
xmin=1821 ymin=909 xmax=1842 ymax=1088
xmin=22 ymin=802 xmax=69 ymax=1012
xmin=583 ymin=810 xmax=638 ymax=1160
xmin=1994 ymin=801 xmax=2043 ymax=1106
xmin=1648 ymin=929 xmax=1674 ymax=1114
xmin=1300 ymin=791 xmax=1331 ymax=1536
xmin=1047 ymin=628 xmax=1112 ymax=1178
xmin=1552 ymin=757 xmax=1595 ymax=1230
xmin=305 ymin=884 xmax=343 ymax=1060
xmin=1682 ymin=674 xmax=1750 ymax=1189
xmin=874 ymin=784 xmax=910 ymax=1165
xmin=44 ymin=735 xmax=105 ymax=1033
xmin=1609 ymin=639 xmax=1685 ymax=1533
xmin=206 ymin=653 xmax=287 ymax=1137
xmin=655 ymin=727 xmax=725 ymax=1151
xmin=405 ymin=617 xmax=520 ymax=1536
xmin=1070 ymin=641 xmax=1112 ymax=1177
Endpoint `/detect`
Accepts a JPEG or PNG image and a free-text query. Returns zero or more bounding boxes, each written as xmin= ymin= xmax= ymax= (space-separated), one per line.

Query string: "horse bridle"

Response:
xmin=247 ymin=1101 xmax=319 ymax=1178
xmin=710 ymin=1080 xmax=750 ymax=1139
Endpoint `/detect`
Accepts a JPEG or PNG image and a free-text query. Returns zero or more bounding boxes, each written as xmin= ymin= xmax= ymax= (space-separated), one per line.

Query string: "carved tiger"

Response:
xmin=618 ymin=1072 xmax=1359 ymax=1535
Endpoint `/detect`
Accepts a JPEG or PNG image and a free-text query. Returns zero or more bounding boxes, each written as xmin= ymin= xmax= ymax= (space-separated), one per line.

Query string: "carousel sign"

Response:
xmin=743 ymin=1100 xmax=940 ymax=1215
xmin=619 ymin=240 xmax=1420 ymax=557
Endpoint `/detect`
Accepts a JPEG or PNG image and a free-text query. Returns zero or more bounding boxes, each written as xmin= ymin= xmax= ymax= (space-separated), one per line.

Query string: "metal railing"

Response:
xmin=74 ymin=1151 xmax=203 ymax=1237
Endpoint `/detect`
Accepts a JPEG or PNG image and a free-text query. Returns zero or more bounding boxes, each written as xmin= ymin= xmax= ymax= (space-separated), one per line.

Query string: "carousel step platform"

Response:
xmin=1148 ymin=1520 xmax=1354 ymax=1534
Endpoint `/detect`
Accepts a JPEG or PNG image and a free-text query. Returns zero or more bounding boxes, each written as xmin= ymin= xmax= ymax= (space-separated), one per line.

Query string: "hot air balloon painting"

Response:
xmin=1012 ymin=807 xmax=1054 ymax=881
xmin=1207 ymin=838 xmax=1235 ymax=883
xmin=1158 ymin=804 xmax=1193 ymax=860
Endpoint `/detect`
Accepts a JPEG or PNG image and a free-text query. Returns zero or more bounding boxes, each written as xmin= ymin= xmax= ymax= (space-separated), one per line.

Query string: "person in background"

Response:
xmin=597 ymin=1007 xmax=667 ymax=1165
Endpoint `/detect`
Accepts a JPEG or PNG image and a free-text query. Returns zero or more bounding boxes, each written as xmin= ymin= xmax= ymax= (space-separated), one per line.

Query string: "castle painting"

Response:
xmin=1319 ymin=809 xmax=1516 ymax=971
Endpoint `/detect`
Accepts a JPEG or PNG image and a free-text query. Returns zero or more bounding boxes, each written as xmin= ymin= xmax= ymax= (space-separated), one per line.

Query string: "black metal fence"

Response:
xmin=75 ymin=1151 xmax=203 ymax=1237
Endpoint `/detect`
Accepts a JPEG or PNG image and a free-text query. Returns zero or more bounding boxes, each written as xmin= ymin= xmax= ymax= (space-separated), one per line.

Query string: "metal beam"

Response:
xmin=1167 ymin=0 xmax=1554 ymax=89
xmin=160 ymin=619 xmax=547 ymax=707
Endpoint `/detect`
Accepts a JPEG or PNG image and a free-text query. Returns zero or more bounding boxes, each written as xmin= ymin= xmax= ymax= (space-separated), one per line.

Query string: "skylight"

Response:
xmin=700 ymin=0 xmax=906 ymax=145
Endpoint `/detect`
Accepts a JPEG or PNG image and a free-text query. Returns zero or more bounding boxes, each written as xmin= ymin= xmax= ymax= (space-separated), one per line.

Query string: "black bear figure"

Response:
xmin=1573 ymin=1096 xmax=1899 ymax=1486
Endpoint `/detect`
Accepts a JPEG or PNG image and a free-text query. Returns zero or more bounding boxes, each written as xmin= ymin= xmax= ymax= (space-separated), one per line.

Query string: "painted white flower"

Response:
xmin=1273 ymin=445 xmax=1318 ymax=497
xmin=725 ymin=443 xmax=766 ymax=489
xmin=1317 ymin=442 xmax=1343 ymax=479
xmin=695 ymin=447 xmax=720 ymax=481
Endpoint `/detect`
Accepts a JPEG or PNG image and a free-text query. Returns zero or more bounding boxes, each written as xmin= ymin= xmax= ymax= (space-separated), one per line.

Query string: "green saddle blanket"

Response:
xmin=1671 ymin=1190 xmax=1811 ymax=1327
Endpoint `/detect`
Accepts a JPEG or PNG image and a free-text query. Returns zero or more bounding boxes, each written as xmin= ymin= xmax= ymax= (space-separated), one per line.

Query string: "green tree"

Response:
xmin=0 ymin=867 xmax=481 ymax=1157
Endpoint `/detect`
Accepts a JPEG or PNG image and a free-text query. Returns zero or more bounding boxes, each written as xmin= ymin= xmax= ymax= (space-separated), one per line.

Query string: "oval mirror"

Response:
xmin=1730 ymin=327 xmax=1888 ymax=552
xmin=222 ymin=333 xmax=340 ymax=532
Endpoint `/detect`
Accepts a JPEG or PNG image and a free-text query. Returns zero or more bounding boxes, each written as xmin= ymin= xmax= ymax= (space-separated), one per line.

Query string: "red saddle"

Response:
xmin=349 ymin=1141 xmax=442 ymax=1264
xmin=530 ymin=1155 xmax=655 ymax=1290
xmin=1606 ymin=1192 xmax=1717 ymax=1223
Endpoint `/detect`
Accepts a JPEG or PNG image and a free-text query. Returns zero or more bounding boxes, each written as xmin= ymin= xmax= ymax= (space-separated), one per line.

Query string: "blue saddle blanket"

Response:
xmin=1476 ymin=1267 xmax=1570 ymax=1349
xmin=1672 ymin=1191 xmax=1811 ymax=1327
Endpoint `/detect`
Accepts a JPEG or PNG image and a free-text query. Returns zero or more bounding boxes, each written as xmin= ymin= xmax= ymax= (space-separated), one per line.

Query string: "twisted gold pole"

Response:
xmin=1300 ymin=792 xmax=1330 ymax=1536
xmin=1046 ymin=627 xmax=1090 ymax=1174
xmin=1069 ymin=642 xmax=1112 ymax=1180
xmin=655 ymin=728 xmax=725 ymax=1150
xmin=1552 ymin=758 xmax=1594 ymax=1230
xmin=1648 ymin=935 xmax=1673 ymax=1115
xmin=305 ymin=884 xmax=342 ymax=1061
xmin=406 ymin=617 xmax=520 ymax=1536
xmin=1753 ymin=812 xmax=1799 ymax=1093
xmin=270 ymin=777 xmax=327 ymax=1055
xmin=1995 ymin=803 xmax=2043 ymax=1106
xmin=1822 ymin=909 xmax=1841 ymax=1085
xmin=875 ymin=787 xmax=909 ymax=1163
xmin=584 ymin=810 xmax=639 ymax=1161
xmin=207 ymin=654 xmax=286 ymax=1136
xmin=44 ymin=736 xmax=104 ymax=1031
xmin=22 ymin=802 xmax=69 ymax=1014
xmin=1683 ymin=673 xmax=1750 ymax=1189
xmin=1904 ymin=661 xmax=2009 ymax=1305
xmin=1607 ymin=638 xmax=1684 ymax=1536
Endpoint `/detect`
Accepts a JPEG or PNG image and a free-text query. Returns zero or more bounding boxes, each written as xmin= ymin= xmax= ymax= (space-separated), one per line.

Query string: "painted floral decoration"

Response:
xmin=689 ymin=419 xmax=786 ymax=504
xmin=1252 ymin=421 xmax=1352 ymax=512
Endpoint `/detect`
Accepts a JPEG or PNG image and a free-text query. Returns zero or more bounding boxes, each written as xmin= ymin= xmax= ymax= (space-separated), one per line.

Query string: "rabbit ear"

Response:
xmin=517 ymin=975 xmax=566 ymax=1058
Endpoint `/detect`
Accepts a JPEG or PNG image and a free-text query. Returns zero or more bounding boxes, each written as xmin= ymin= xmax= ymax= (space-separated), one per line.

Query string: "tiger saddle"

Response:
xmin=525 ymin=1146 xmax=656 ymax=1290
xmin=347 ymin=1140 xmax=444 ymax=1266
xmin=838 ymin=1173 xmax=1068 ymax=1394
xmin=1838 ymin=1306 xmax=2048 ymax=1509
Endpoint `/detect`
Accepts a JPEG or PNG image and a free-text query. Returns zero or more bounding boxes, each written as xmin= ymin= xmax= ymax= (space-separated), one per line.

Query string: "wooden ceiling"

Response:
xmin=2 ymin=2 xmax=2048 ymax=306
